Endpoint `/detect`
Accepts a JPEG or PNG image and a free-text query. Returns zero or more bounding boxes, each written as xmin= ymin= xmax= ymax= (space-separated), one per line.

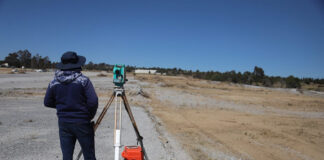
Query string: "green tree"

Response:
xmin=253 ymin=66 xmax=265 ymax=83
xmin=42 ymin=56 xmax=52 ymax=69
xmin=194 ymin=70 xmax=202 ymax=78
xmin=31 ymin=56 xmax=37 ymax=68
xmin=85 ymin=61 xmax=95 ymax=70
xmin=286 ymin=75 xmax=301 ymax=88
xmin=4 ymin=53 xmax=20 ymax=67
xmin=30 ymin=54 xmax=46 ymax=69
xmin=263 ymin=78 xmax=273 ymax=87
xmin=17 ymin=50 xmax=32 ymax=68
xmin=97 ymin=63 xmax=107 ymax=70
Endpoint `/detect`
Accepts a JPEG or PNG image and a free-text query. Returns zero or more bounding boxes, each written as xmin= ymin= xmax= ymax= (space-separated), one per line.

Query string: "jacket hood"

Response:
xmin=55 ymin=70 xmax=82 ymax=84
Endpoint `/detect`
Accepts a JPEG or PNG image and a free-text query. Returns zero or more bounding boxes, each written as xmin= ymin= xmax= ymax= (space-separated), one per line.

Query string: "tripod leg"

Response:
xmin=121 ymin=94 xmax=149 ymax=160
xmin=75 ymin=92 xmax=115 ymax=160
xmin=94 ymin=93 xmax=115 ymax=131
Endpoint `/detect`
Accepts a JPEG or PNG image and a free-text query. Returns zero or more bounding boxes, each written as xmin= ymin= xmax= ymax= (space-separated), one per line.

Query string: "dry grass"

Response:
xmin=135 ymin=74 xmax=324 ymax=160
xmin=1 ymin=68 xmax=26 ymax=74
xmin=302 ymin=83 xmax=324 ymax=92
xmin=0 ymin=88 xmax=46 ymax=97
xmin=97 ymin=73 xmax=107 ymax=77
xmin=0 ymin=68 xmax=12 ymax=73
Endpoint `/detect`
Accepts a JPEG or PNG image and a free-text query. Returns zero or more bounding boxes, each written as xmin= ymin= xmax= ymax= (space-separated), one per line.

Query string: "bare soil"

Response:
xmin=134 ymin=74 xmax=324 ymax=160
xmin=0 ymin=72 xmax=190 ymax=160
xmin=1 ymin=71 xmax=323 ymax=160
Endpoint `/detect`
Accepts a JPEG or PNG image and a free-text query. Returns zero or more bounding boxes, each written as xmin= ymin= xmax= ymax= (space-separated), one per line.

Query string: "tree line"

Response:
xmin=0 ymin=50 xmax=55 ymax=69
xmin=134 ymin=66 xmax=324 ymax=88
xmin=1 ymin=49 xmax=323 ymax=89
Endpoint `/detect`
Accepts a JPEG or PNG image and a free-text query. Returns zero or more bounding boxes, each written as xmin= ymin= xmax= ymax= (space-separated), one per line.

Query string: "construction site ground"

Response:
xmin=1 ymin=70 xmax=323 ymax=160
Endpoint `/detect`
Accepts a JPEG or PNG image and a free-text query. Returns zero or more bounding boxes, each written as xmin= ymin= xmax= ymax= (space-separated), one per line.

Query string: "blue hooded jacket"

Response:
xmin=44 ymin=70 xmax=98 ymax=123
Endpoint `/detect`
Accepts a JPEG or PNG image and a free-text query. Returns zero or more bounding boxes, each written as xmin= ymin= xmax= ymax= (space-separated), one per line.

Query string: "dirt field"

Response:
xmin=0 ymin=71 xmax=190 ymax=160
xmin=1 ymin=71 xmax=323 ymax=160
xmin=134 ymin=74 xmax=324 ymax=160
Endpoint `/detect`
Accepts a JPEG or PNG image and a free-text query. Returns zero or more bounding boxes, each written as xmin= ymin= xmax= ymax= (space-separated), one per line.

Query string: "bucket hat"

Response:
xmin=56 ymin=51 xmax=86 ymax=70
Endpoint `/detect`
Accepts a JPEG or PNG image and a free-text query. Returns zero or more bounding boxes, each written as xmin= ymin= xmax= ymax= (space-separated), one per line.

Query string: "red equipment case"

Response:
xmin=121 ymin=146 xmax=143 ymax=160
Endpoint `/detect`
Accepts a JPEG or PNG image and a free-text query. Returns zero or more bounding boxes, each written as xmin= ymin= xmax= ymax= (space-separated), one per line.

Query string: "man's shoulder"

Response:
xmin=74 ymin=74 xmax=90 ymax=87
xmin=49 ymin=79 xmax=60 ymax=88
xmin=49 ymin=73 xmax=90 ymax=88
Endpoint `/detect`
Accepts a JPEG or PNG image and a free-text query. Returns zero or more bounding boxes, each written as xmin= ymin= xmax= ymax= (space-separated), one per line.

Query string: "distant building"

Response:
xmin=0 ymin=63 xmax=9 ymax=67
xmin=135 ymin=69 xmax=157 ymax=74
xmin=35 ymin=69 xmax=44 ymax=72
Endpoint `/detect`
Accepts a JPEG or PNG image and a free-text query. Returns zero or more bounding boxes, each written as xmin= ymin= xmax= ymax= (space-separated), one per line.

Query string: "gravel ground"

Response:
xmin=0 ymin=97 xmax=167 ymax=160
xmin=0 ymin=72 xmax=190 ymax=160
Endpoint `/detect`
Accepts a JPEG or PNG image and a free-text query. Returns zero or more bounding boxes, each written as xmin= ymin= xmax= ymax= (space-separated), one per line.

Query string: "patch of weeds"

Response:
xmin=18 ymin=70 xmax=26 ymax=74
xmin=97 ymin=73 xmax=107 ymax=77
xmin=30 ymin=135 xmax=38 ymax=139
xmin=138 ymin=89 xmax=150 ymax=98
xmin=160 ymin=83 xmax=174 ymax=87
xmin=24 ymin=119 xmax=33 ymax=123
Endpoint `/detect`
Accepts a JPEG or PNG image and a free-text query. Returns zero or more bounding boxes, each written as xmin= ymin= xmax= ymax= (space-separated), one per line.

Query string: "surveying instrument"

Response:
xmin=76 ymin=64 xmax=149 ymax=160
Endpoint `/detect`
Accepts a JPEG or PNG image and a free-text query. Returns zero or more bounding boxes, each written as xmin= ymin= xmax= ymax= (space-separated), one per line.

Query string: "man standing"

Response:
xmin=44 ymin=51 xmax=98 ymax=160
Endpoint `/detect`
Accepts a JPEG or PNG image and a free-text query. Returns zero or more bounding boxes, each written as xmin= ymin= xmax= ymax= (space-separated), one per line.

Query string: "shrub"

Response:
xmin=286 ymin=76 xmax=301 ymax=88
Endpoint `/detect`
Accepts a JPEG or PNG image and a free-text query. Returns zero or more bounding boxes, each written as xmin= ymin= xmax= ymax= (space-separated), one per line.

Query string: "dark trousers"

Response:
xmin=58 ymin=121 xmax=96 ymax=160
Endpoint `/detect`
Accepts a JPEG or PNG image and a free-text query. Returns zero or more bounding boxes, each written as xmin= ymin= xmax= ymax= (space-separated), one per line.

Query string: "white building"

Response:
xmin=0 ymin=63 xmax=9 ymax=67
xmin=135 ymin=69 xmax=157 ymax=74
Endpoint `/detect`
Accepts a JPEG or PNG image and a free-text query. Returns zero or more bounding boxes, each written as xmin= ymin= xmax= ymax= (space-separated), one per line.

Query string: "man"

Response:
xmin=44 ymin=51 xmax=98 ymax=160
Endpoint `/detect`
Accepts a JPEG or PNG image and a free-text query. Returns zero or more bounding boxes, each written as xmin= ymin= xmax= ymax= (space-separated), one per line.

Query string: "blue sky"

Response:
xmin=0 ymin=0 xmax=323 ymax=78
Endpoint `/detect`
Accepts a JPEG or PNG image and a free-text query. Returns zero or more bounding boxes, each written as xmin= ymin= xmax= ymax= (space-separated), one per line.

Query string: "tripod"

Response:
xmin=76 ymin=87 xmax=149 ymax=160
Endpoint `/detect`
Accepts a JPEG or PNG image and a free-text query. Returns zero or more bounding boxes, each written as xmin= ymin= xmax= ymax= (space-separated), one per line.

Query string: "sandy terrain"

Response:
xmin=0 ymin=72 xmax=189 ymax=160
